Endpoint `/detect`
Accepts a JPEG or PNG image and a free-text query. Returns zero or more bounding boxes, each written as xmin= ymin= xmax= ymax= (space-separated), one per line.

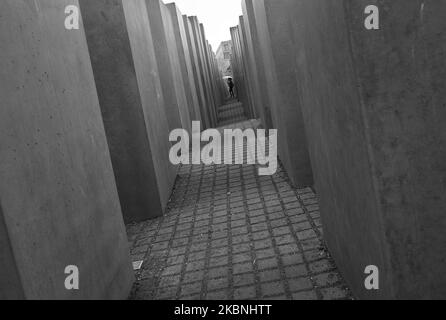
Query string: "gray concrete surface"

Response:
xmin=190 ymin=17 xmax=216 ymax=128
xmin=0 ymin=0 xmax=133 ymax=299
xmin=211 ymin=42 xmax=224 ymax=105
xmin=290 ymin=0 xmax=446 ymax=299
xmin=183 ymin=15 xmax=210 ymax=129
xmin=146 ymin=0 xmax=191 ymax=134
xmin=206 ymin=38 xmax=220 ymax=125
xmin=250 ymin=0 xmax=313 ymax=188
xmin=167 ymin=3 xmax=202 ymax=123
xmin=199 ymin=24 xmax=218 ymax=127
xmin=0 ymin=204 xmax=24 ymax=300
xmin=242 ymin=0 xmax=273 ymax=129
xmin=123 ymin=0 xmax=178 ymax=218
xmin=80 ymin=0 xmax=177 ymax=223
xmin=238 ymin=16 xmax=258 ymax=120
xmin=230 ymin=25 xmax=255 ymax=125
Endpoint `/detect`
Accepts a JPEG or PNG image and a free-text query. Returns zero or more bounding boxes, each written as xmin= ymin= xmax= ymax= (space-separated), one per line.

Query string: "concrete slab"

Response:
xmin=242 ymin=0 xmax=273 ymax=129
xmin=167 ymin=3 xmax=201 ymax=123
xmin=230 ymin=25 xmax=252 ymax=119
xmin=145 ymin=0 xmax=191 ymax=134
xmin=251 ymin=0 xmax=313 ymax=187
xmin=183 ymin=15 xmax=210 ymax=129
xmin=238 ymin=16 xmax=258 ymax=119
xmin=189 ymin=16 xmax=215 ymax=128
xmin=80 ymin=0 xmax=177 ymax=223
xmin=198 ymin=22 xmax=218 ymax=127
xmin=205 ymin=39 xmax=221 ymax=122
xmin=290 ymin=0 xmax=446 ymax=299
xmin=0 ymin=0 xmax=133 ymax=299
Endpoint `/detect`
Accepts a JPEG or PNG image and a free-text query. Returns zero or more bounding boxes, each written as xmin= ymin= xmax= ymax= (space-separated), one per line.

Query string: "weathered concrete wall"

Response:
xmin=123 ymin=0 xmax=178 ymax=217
xmin=167 ymin=3 xmax=201 ymax=123
xmin=251 ymin=0 xmax=313 ymax=187
xmin=199 ymin=23 xmax=218 ymax=127
xmin=0 ymin=203 xmax=24 ymax=300
xmin=189 ymin=16 xmax=216 ymax=128
xmin=290 ymin=0 xmax=446 ymax=299
xmin=230 ymin=27 xmax=241 ymax=98
xmin=0 ymin=0 xmax=133 ymax=299
xmin=183 ymin=15 xmax=210 ymax=129
xmin=207 ymin=41 xmax=223 ymax=111
xmin=80 ymin=0 xmax=177 ymax=223
xmin=207 ymin=41 xmax=224 ymax=116
xmin=230 ymin=26 xmax=251 ymax=119
xmin=241 ymin=0 xmax=273 ymax=129
xmin=146 ymin=0 xmax=191 ymax=134
xmin=238 ymin=16 xmax=258 ymax=119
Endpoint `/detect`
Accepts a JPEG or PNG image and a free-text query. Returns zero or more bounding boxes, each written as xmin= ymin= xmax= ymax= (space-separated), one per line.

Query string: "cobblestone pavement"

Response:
xmin=127 ymin=118 xmax=353 ymax=300
xmin=217 ymin=100 xmax=247 ymax=126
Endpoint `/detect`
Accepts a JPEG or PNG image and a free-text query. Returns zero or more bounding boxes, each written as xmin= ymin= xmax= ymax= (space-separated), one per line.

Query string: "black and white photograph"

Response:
xmin=1 ymin=0 xmax=445 ymax=304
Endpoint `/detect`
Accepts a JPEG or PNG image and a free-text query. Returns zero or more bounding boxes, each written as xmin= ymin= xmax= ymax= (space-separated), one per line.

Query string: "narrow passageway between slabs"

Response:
xmin=126 ymin=100 xmax=353 ymax=300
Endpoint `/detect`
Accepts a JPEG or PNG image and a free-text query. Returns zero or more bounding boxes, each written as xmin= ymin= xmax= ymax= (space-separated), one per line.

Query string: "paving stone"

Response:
xmin=180 ymin=282 xmax=203 ymax=297
xmin=166 ymin=255 xmax=185 ymax=266
xmin=207 ymin=277 xmax=229 ymax=292
xmin=185 ymin=260 xmax=205 ymax=272
xmin=261 ymin=281 xmax=285 ymax=297
xmin=252 ymin=231 xmax=270 ymax=241
xmin=259 ymin=269 xmax=281 ymax=283
xmin=288 ymin=277 xmax=313 ymax=292
xmin=234 ymin=286 xmax=256 ymax=299
xmin=233 ymin=252 xmax=252 ymax=264
xmin=233 ymin=273 xmax=256 ymax=287
xmin=251 ymin=223 xmax=269 ymax=232
xmin=159 ymin=275 xmax=181 ymax=288
xmin=285 ymin=265 xmax=309 ymax=278
xmin=278 ymin=244 xmax=300 ymax=255
xmin=208 ymin=267 xmax=230 ymax=279
xmin=162 ymin=264 xmax=183 ymax=276
xmin=281 ymin=254 xmax=304 ymax=266
xmin=320 ymin=286 xmax=349 ymax=300
xmin=232 ymin=235 xmax=250 ymax=245
xmin=209 ymin=256 xmax=229 ymax=268
xmin=313 ymin=272 xmax=341 ymax=287
xmin=254 ymin=239 xmax=273 ymax=250
xmin=206 ymin=290 xmax=229 ymax=300
xmin=292 ymin=290 xmax=318 ymax=300
xmin=233 ymin=262 xmax=254 ymax=275
xmin=180 ymin=294 xmax=201 ymax=300
xmin=257 ymin=257 xmax=279 ymax=270
xmin=297 ymin=229 xmax=318 ymax=241
xmin=309 ymin=259 xmax=334 ymax=274
xmin=127 ymin=119 xmax=351 ymax=301
xmin=183 ymin=270 xmax=205 ymax=284
xmin=210 ymin=247 xmax=229 ymax=258
xmin=156 ymin=286 xmax=178 ymax=300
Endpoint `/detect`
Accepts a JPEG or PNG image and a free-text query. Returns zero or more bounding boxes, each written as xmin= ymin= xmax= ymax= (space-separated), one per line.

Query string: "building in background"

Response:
xmin=216 ymin=40 xmax=233 ymax=78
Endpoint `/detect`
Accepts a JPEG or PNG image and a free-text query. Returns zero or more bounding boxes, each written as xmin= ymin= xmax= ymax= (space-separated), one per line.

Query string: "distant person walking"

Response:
xmin=227 ymin=78 xmax=235 ymax=98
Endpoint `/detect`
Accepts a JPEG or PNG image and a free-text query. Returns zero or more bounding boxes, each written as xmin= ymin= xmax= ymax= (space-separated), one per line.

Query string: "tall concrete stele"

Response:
xmin=0 ymin=0 xmax=134 ymax=299
xmin=79 ymin=0 xmax=178 ymax=224
xmin=0 ymin=0 xmax=224 ymax=299
xmin=234 ymin=0 xmax=446 ymax=299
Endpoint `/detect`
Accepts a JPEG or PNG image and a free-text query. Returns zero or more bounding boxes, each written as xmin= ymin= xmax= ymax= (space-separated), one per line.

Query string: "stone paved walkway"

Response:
xmin=126 ymin=116 xmax=353 ymax=300
xmin=217 ymin=100 xmax=247 ymax=126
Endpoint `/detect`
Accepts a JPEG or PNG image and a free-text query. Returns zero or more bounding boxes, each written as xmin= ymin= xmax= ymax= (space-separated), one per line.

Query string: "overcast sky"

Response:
xmin=166 ymin=0 xmax=243 ymax=51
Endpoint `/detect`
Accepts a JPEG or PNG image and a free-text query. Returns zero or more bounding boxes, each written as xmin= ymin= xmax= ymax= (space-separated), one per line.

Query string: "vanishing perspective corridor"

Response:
xmin=2 ymin=0 xmax=446 ymax=301
xmin=127 ymin=101 xmax=352 ymax=300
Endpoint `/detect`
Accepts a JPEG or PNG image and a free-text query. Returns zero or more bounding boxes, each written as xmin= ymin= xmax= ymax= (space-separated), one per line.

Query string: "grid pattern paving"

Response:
xmin=217 ymin=100 xmax=248 ymax=126
xmin=127 ymin=118 xmax=353 ymax=300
